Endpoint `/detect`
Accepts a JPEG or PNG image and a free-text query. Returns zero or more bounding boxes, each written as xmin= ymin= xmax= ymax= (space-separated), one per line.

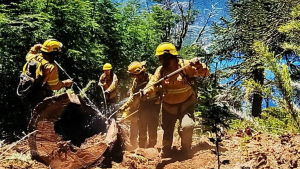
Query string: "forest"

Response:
xmin=1 ymin=0 xmax=300 ymax=168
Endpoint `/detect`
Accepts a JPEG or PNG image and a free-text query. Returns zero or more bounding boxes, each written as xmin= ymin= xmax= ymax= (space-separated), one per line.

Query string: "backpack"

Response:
xmin=17 ymin=56 xmax=45 ymax=96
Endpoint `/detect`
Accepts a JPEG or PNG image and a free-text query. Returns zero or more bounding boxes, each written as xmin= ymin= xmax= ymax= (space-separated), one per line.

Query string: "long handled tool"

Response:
xmin=54 ymin=60 xmax=105 ymax=118
xmin=118 ymin=110 xmax=139 ymax=123
xmin=99 ymin=85 xmax=108 ymax=117
xmin=108 ymin=60 xmax=196 ymax=120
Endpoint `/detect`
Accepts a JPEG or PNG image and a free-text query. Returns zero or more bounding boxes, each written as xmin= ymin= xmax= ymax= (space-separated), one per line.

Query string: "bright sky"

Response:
xmin=113 ymin=0 xmax=228 ymax=49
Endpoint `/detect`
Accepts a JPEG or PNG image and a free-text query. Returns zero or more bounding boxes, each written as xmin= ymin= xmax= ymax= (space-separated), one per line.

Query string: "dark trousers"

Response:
xmin=161 ymin=99 xmax=195 ymax=152
xmin=130 ymin=120 xmax=138 ymax=147
xmin=138 ymin=101 xmax=160 ymax=148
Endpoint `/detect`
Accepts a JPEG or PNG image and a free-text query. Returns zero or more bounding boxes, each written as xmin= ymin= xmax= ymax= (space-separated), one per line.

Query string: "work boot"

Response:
xmin=160 ymin=146 xmax=171 ymax=158
xmin=181 ymin=145 xmax=192 ymax=159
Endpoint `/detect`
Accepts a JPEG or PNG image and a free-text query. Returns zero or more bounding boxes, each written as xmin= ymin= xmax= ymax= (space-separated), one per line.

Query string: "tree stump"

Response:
xmin=27 ymin=93 xmax=119 ymax=169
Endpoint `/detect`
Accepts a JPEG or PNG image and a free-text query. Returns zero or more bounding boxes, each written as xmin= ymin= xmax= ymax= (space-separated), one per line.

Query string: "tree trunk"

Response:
xmin=28 ymin=93 xmax=123 ymax=169
xmin=251 ymin=67 xmax=264 ymax=117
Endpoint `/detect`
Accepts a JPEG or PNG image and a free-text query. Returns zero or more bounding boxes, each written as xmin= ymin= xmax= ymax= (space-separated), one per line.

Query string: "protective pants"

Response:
xmin=138 ymin=101 xmax=160 ymax=148
xmin=161 ymin=97 xmax=195 ymax=154
xmin=129 ymin=117 xmax=138 ymax=148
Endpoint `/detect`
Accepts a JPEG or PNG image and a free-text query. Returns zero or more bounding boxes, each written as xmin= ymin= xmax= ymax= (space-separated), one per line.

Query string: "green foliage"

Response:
xmin=79 ymin=80 xmax=97 ymax=98
xmin=229 ymin=109 xmax=298 ymax=135
xmin=212 ymin=0 xmax=298 ymax=117
xmin=0 ymin=0 xmax=161 ymax=137
xmin=150 ymin=4 xmax=176 ymax=41
xmin=116 ymin=1 xmax=162 ymax=71
xmin=1 ymin=0 xmax=208 ymax=138
xmin=229 ymin=119 xmax=253 ymax=132
xmin=278 ymin=4 xmax=300 ymax=55
xmin=179 ymin=44 xmax=207 ymax=60
xmin=256 ymin=112 xmax=298 ymax=135
xmin=252 ymin=41 xmax=300 ymax=130
xmin=197 ymin=80 xmax=236 ymax=168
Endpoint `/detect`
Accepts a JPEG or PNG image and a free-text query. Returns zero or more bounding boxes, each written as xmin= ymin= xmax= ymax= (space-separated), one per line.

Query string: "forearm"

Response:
xmin=26 ymin=45 xmax=40 ymax=61
xmin=194 ymin=63 xmax=210 ymax=77
xmin=185 ymin=59 xmax=210 ymax=78
xmin=107 ymin=76 xmax=118 ymax=92
xmin=47 ymin=81 xmax=66 ymax=90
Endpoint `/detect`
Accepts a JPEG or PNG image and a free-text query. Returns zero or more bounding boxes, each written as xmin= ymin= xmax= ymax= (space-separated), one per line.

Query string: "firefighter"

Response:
xmin=142 ymin=42 xmax=209 ymax=157
xmin=98 ymin=63 xmax=118 ymax=111
xmin=24 ymin=39 xmax=73 ymax=109
xmin=119 ymin=61 xmax=160 ymax=148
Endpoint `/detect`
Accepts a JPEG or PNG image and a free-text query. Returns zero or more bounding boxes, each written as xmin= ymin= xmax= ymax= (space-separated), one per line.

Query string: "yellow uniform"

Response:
xmin=24 ymin=45 xmax=70 ymax=109
xmin=144 ymin=59 xmax=209 ymax=106
xmin=26 ymin=46 xmax=70 ymax=90
xmin=144 ymin=58 xmax=209 ymax=153
xmin=98 ymin=73 xmax=118 ymax=101
xmin=120 ymin=73 xmax=160 ymax=148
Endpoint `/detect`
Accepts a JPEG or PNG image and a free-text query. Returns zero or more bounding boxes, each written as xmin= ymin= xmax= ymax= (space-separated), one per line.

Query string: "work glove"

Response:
xmin=104 ymin=90 xmax=110 ymax=94
xmin=137 ymin=89 xmax=147 ymax=97
xmin=119 ymin=109 xmax=128 ymax=123
xmin=34 ymin=44 xmax=43 ymax=50
xmin=98 ymin=82 xmax=103 ymax=87
xmin=63 ymin=79 xmax=73 ymax=87
xmin=118 ymin=105 xmax=126 ymax=113
xmin=189 ymin=57 xmax=203 ymax=70
xmin=122 ymin=111 xmax=128 ymax=119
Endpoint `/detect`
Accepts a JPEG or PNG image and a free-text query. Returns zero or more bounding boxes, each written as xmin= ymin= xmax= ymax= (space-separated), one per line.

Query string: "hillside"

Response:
xmin=1 ymin=128 xmax=299 ymax=169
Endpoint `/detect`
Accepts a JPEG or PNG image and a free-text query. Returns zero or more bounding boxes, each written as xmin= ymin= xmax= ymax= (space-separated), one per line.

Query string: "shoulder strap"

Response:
xmin=179 ymin=59 xmax=197 ymax=96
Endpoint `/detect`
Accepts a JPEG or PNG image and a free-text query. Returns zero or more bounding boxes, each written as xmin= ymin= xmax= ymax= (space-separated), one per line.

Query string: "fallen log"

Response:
xmin=27 ymin=93 xmax=122 ymax=169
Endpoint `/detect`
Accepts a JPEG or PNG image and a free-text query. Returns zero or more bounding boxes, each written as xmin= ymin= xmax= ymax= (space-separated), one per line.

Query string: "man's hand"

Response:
xmin=34 ymin=44 xmax=43 ymax=50
xmin=132 ymin=89 xmax=147 ymax=99
xmin=98 ymin=82 xmax=103 ymax=87
xmin=63 ymin=79 xmax=73 ymax=87
xmin=119 ymin=110 xmax=128 ymax=123
xmin=122 ymin=112 xmax=127 ymax=119
xmin=189 ymin=57 xmax=203 ymax=69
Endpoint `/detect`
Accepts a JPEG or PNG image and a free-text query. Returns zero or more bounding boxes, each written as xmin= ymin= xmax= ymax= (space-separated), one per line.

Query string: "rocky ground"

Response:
xmin=0 ymin=128 xmax=300 ymax=169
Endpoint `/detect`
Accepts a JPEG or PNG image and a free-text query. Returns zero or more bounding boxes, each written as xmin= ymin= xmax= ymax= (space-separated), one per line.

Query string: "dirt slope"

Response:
xmin=1 ymin=129 xmax=300 ymax=169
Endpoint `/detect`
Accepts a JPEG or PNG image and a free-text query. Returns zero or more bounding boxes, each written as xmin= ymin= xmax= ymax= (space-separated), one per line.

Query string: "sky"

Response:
xmin=113 ymin=0 xmax=229 ymax=51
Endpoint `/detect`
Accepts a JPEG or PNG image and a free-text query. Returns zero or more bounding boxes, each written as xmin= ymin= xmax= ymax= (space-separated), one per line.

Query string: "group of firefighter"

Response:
xmin=23 ymin=39 xmax=209 ymax=158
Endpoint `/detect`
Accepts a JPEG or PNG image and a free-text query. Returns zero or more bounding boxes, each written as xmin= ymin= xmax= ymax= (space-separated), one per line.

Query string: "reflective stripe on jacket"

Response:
xmin=99 ymin=73 xmax=118 ymax=99
xmin=26 ymin=46 xmax=67 ymax=90
xmin=144 ymin=59 xmax=209 ymax=105
xmin=120 ymin=73 xmax=156 ymax=113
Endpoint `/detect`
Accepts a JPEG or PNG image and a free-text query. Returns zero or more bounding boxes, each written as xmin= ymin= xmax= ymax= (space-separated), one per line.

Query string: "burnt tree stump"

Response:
xmin=27 ymin=93 xmax=120 ymax=169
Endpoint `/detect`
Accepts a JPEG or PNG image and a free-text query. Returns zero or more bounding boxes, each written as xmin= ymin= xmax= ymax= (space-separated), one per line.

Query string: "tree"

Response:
xmin=0 ymin=0 xmax=123 ymax=137
xmin=211 ymin=0 xmax=298 ymax=117
xmin=152 ymin=0 xmax=200 ymax=50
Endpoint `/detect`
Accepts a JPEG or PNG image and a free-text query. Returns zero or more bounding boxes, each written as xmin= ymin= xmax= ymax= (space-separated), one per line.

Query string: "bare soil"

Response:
xmin=1 ymin=128 xmax=300 ymax=169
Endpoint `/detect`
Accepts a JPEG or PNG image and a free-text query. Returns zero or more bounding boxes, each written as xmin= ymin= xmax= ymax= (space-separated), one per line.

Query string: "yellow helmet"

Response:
xmin=103 ymin=63 xmax=112 ymax=70
xmin=128 ymin=61 xmax=146 ymax=74
xmin=41 ymin=39 xmax=63 ymax=53
xmin=155 ymin=42 xmax=178 ymax=56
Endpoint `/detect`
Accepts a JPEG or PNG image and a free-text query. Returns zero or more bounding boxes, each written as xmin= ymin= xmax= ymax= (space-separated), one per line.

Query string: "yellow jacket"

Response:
xmin=26 ymin=46 xmax=69 ymax=90
xmin=120 ymin=73 xmax=156 ymax=113
xmin=98 ymin=73 xmax=118 ymax=99
xmin=144 ymin=59 xmax=209 ymax=105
